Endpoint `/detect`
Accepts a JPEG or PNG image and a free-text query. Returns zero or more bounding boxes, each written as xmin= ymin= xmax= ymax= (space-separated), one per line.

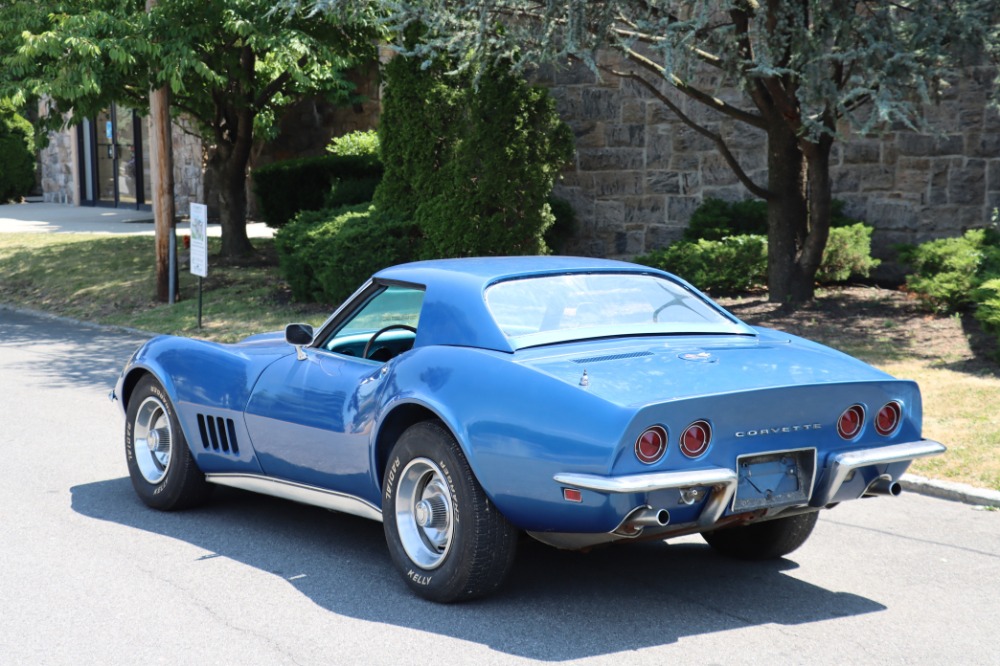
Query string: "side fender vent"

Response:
xmin=572 ymin=351 xmax=653 ymax=364
xmin=196 ymin=414 xmax=240 ymax=455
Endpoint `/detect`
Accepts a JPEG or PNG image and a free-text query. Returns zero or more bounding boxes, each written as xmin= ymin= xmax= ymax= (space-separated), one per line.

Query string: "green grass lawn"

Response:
xmin=2 ymin=231 xmax=997 ymax=492
xmin=0 ymin=233 xmax=330 ymax=341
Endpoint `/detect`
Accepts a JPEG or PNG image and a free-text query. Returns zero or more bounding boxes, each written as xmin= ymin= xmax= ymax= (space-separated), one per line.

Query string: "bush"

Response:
xmin=635 ymin=236 xmax=768 ymax=294
xmin=327 ymin=129 xmax=380 ymax=157
xmin=253 ymin=153 xmax=383 ymax=228
xmin=0 ymin=105 xmax=35 ymax=202
xmin=323 ymin=176 xmax=381 ymax=210
xmin=973 ymin=278 xmax=1000 ymax=344
xmin=373 ymin=49 xmax=573 ymax=257
xmin=637 ymin=224 xmax=878 ymax=294
xmin=274 ymin=204 xmax=422 ymax=304
xmin=817 ymin=224 xmax=881 ymax=283
xmin=684 ymin=197 xmax=864 ymax=241
xmin=897 ymin=229 xmax=1000 ymax=313
xmin=684 ymin=198 xmax=768 ymax=241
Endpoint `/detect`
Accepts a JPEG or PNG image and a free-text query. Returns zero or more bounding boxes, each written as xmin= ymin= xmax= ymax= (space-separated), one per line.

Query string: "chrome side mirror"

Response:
xmin=284 ymin=323 xmax=315 ymax=361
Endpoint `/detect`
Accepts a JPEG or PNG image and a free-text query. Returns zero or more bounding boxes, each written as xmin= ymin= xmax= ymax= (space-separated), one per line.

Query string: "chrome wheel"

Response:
xmin=394 ymin=457 xmax=454 ymax=570
xmin=133 ymin=395 xmax=173 ymax=484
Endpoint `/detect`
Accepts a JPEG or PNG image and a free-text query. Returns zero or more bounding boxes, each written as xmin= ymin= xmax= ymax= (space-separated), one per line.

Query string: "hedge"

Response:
xmin=274 ymin=204 xmax=422 ymax=304
xmin=253 ymin=153 xmax=383 ymax=228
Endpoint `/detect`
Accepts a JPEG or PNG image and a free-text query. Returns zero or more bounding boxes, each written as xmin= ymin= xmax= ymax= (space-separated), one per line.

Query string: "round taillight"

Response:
xmin=635 ymin=426 xmax=668 ymax=464
xmin=838 ymin=405 xmax=865 ymax=440
xmin=875 ymin=401 xmax=902 ymax=436
xmin=680 ymin=420 xmax=712 ymax=458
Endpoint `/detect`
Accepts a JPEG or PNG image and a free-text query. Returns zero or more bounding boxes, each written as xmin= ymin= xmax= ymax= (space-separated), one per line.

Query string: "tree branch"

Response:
xmin=621 ymin=46 xmax=767 ymax=130
xmin=254 ymin=54 xmax=309 ymax=110
xmin=606 ymin=66 xmax=773 ymax=201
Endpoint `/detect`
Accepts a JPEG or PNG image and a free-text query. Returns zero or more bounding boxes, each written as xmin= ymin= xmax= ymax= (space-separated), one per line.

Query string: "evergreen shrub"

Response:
xmin=643 ymin=199 xmax=880 ymax=293
xmin=635 ymin=236 xmax=768 ymax=294
xmin=327 ymin=129 xmax=379 ymax=158
xmin=253 ymin=153 xmax=383 ymax=228
xmin=816 ymin=223 xmax=881 ymax=283
xmin=373 ymin=50 xmax=573 ymax=257
xmin=274 ymin=204 xmax=422 ymax=304
xmin=0 ymin=105 xmax=35 ymax=202
xmin=973 ymin=279 xmax=1000 ymax=352
xmin=684 ymin=197 xmax=865 ymax=241
xmin=897 ymin=229 xmax=1000 ymax=313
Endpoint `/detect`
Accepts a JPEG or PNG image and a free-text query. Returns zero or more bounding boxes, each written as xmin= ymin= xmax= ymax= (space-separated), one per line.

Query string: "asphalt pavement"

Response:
xmin=0 ymin=308 xmax=998 ymax=665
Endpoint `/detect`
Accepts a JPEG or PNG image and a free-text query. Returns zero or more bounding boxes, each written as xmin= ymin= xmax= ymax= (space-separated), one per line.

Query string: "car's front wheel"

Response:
xmin=125 ymin=375 xmax=213 ymax=511
xmin=702 ymin=511 xmax=819 ymax=560
xmin=382 ymin=421 xmax=518 ymax=602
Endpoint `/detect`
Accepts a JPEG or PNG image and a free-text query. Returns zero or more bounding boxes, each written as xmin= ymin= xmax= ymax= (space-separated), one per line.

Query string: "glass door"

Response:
xmin=78 ymin=104 xmax=150 ymax=209
xmin=95 ymin=108 xmax=116 ymax=203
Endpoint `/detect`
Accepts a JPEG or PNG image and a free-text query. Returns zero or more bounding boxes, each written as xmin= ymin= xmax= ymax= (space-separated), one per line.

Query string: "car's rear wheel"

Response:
xmin=125 ymin=375 xmax=212 ymax=511
xmin=382 ymin=420 xmax=518 ymax=602
xmin=702 ymin=511 xmax=819 ymax=560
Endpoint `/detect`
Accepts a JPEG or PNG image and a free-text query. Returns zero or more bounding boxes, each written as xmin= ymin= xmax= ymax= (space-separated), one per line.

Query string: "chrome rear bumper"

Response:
xmin=554 ymin=439 xmax=946 ymax=531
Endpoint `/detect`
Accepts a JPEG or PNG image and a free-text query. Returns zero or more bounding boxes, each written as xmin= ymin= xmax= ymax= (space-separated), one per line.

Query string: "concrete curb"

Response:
xmin=901 ymin=474 xmax=1000 ymax=509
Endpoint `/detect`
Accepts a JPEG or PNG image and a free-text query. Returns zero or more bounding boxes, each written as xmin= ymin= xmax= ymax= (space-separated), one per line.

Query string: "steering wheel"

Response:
xmin=362 ymin=324 xmax=417 ymax=360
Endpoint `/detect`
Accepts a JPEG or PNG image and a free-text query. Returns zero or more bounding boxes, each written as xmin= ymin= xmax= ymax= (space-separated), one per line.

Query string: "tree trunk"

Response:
xmin=209 ymin=141 xmax=255 ymax=260
xmin=766 ymin=120 xmax=809 ymax=304
xmin=218 ymin=160 xmax=255 ymax=259
xmin=795 ymin=137 xmax=835 ymax=302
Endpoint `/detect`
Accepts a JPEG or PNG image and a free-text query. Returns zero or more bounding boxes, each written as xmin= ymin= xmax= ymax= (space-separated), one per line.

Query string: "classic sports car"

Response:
xmin=113 ymin=256 xmax=945 ymax=602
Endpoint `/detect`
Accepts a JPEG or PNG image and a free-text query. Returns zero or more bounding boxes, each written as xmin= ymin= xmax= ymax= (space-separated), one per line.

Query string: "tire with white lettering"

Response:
xmin=702 ymin=511 xmax=818 ymax=560
xmin=125 ymin=375 xmax=213 ymax=511
xmin=382 ymin=420 xmax=518 ymax=602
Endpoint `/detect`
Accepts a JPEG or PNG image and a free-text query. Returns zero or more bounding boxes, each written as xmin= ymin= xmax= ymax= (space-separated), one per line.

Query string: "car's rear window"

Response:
xmin=484 ymin=273 xmax=750 ymax=343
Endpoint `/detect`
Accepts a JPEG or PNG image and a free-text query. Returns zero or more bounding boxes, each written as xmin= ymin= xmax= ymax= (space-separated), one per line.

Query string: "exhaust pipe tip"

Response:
xmin=626 ymin=507 xmax=671 ymax=529
xmin=865 ymin=475 xmax=902 ymax=497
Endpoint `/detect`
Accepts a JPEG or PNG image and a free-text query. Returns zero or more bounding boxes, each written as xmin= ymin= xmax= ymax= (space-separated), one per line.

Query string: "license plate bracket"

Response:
xmin=733 ymin=448 xmax=816 ymax=512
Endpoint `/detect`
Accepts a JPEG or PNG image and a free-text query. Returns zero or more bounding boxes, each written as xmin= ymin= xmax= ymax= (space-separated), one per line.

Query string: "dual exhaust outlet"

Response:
xmin=624 ymin=474 xmax=900 ymax=533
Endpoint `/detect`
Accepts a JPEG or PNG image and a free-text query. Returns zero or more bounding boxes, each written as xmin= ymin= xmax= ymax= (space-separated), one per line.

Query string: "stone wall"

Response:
xmin=169 ymin=118 xmax=204 ymax=215
xmin=39 ymin=127 xmax=74 ymax=204
xmin=541 ymin=59 xmax=1000 ymax=275
xmin=38 ymin=112 xmax=203 ymax=211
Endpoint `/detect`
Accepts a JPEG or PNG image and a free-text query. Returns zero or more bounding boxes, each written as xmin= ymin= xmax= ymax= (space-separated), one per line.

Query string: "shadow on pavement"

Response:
xmin=0 ymin=308 xmax=147 ymax=392
xmin=71 ymin=477 xmax=885 ymax=661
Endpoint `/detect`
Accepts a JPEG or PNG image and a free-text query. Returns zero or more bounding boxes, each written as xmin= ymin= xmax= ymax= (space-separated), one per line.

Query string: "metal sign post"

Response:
xmin=189 ymin=203 xmax=209 ymax=328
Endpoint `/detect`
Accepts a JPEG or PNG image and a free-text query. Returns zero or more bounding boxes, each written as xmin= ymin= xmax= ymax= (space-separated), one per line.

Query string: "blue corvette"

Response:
xmin=113 ymin=256 xmax=945 ymax=602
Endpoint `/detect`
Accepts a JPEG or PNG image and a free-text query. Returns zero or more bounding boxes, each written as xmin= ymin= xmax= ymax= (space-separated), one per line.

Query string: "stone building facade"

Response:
xmin=39 ymin=62 xmax=381 ymax=218
xmin=540 ymin=59 xmax=1000 ymax=274
xmin=38 ymin=109 xmax=203 ymax=212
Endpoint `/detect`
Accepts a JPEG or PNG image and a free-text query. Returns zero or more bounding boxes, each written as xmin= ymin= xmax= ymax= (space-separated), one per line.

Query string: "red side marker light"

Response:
xmin=563 ymin=488 xmax=583 ymax=503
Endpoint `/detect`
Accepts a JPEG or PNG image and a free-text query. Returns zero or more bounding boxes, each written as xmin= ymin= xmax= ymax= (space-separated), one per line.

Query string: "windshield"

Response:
xmin=484 ymin=273 xmax=751 ymax=345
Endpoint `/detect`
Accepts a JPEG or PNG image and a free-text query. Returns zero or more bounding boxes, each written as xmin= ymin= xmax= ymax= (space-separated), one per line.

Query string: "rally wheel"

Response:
xmin=382 ymin=420 xmax=518 ymax=602
xmin=125 ymin=375 xmax=213 ymax=511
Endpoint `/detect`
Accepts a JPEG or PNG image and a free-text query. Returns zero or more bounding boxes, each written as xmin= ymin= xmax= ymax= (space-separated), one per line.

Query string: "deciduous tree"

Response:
xmin=1 ymin=0 xmax=376 ymax=258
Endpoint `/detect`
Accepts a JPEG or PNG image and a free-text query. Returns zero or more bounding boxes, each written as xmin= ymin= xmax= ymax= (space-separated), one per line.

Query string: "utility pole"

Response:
xmin=147 ymin=0 xmax=176 ymax=303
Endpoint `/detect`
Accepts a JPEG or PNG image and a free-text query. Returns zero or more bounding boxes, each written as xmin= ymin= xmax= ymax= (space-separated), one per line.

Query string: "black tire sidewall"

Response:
xmin=703 ymin=510 xmax=819 ymax=560
xmin=382 ymin=422 xmax=482 ymax=602
xmin=125 ymin=376 xmax=201 ymax=510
